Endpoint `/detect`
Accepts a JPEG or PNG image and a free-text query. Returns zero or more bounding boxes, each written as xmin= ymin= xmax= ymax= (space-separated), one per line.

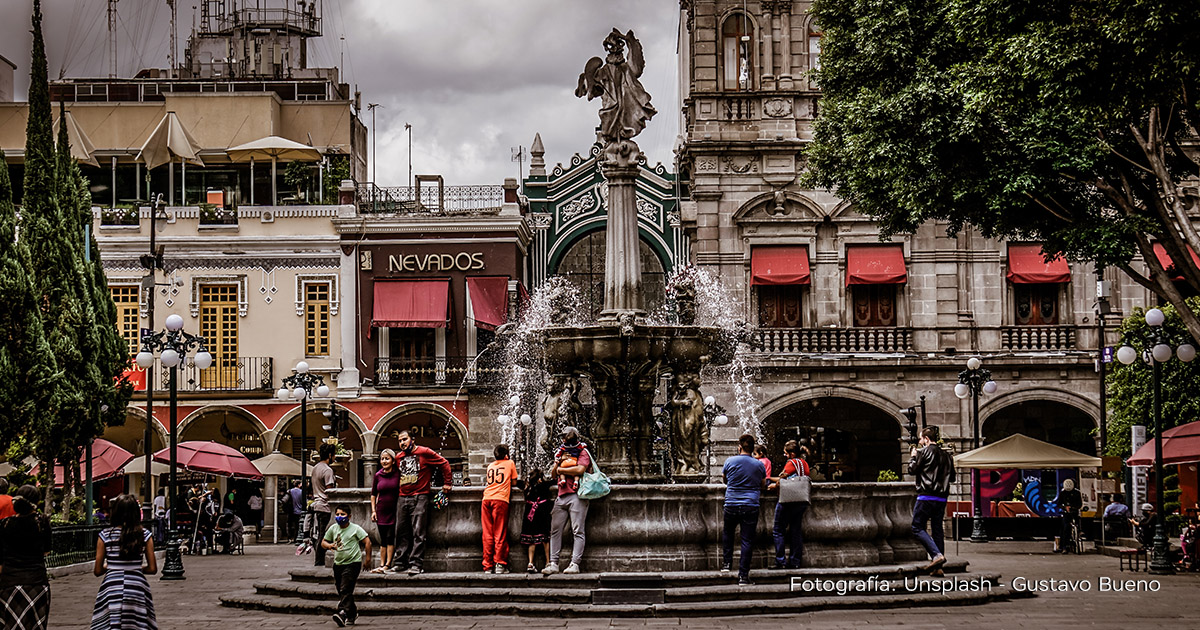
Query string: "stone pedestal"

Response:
xmin=599 ymin=140 xmax=645 ymax=319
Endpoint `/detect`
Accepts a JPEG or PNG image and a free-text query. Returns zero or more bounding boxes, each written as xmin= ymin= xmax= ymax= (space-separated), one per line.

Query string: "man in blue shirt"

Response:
xmin=722 ymin=433 xmax=768 ymax=585
xmin=287 ymin=480 xmax=305 ymax=543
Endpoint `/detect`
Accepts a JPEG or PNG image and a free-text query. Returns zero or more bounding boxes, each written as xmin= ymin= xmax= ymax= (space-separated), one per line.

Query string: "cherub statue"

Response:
xmin=576 ymin=28 xmax=657 ymax=145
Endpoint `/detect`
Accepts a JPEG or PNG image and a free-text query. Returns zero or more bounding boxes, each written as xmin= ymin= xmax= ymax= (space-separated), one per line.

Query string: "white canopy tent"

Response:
xmin=954 ymin=434 xmax=1102 ymax=469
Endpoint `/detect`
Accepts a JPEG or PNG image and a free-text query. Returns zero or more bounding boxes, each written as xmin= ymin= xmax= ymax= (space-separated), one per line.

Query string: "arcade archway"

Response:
xmin=981 ymin=399 xmax=1097 ymax=455
xmin=760 ymin=397 xmax=902 ymax=482
xmin=178 ymin=407 xmax=267 ymax=458
xmin=376 ymin=408 xmax=466 ymax=484
xmin=554 ymin=230 xmax=668 ymax=321
xmin=102 ymin=411 xmax=166 ymax=457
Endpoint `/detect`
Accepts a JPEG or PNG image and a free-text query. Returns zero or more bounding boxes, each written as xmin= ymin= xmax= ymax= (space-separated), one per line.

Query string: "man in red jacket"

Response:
xmin=388 ymin=431 xmax=452 ymax=575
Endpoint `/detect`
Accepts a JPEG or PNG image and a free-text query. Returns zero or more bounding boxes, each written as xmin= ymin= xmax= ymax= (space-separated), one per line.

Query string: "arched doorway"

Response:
xmin=276 ymin=406 xmax=366 ymax=486
xmin=982 ymin=400 xmax=1097 ymax=455
xmin=376 ymin=409 xmax=466 ymax=484
xmin=179 ymin=407 xmax=267 ymax=458
xmin=102 ymin=412 xmax=166 ymax=457
xmin=555 ymin=230 xmax=667 ymax=320
xmin=760 ymin=397 xmax=902 ymax=482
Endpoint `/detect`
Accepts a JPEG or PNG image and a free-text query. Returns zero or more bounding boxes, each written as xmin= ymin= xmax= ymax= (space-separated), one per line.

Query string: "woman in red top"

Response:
xmin=767 ymin=441 xmax=810 ymax=569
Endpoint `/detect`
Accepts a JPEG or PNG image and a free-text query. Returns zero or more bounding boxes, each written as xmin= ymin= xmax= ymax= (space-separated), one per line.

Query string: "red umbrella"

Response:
xmin=30 ymin=439 xmax=134 ymax=488
xmin=153 ymin=441 xmax=263 ymax=480
xmin=1127 ymin=420 xmax=1200 ymax=466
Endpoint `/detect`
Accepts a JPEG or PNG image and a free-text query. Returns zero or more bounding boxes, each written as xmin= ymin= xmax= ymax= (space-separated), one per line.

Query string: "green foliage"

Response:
xmin=322 ymin=155 xmax=350 ymax=204
xmin=1105 ymin=301 xmax=1200 ymax=457
xmin=807 ymin=0 xmax=1200 ymax=337
xmin=877 ymin=469 xmax=899 ymax=482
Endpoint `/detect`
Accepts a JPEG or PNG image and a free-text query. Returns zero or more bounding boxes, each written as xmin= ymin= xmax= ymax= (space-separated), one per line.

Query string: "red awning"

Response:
xmin=846 ymin=245 xmax=907 ymax=285
xmin=1007 ymin=244 xmax=1071 ymax=284
xmin=467 ymin=276 xmax=509 ymax=331
xmin=371 ymin=280 xmax=450 ymax=328
xmin=1152 ymin=242 xmax=1200 ymax=280
xmin=751 ymin=246 xmax=811 ymax=286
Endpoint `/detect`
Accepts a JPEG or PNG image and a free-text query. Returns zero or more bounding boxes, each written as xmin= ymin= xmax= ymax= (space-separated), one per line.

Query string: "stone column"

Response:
xmin=778 ymin=6 xmax=794 ymax=89
xmin=360 ymin=454 xmax=379 ymax=481
xmin=600 ymin=140 xmax=645 ymax=318
xmin=761 ymin=7 xmax=775 ymax=89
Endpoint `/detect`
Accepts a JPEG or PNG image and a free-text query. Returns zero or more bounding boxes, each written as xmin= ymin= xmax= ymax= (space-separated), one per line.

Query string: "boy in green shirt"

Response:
xmin=321 ymin=505 xmax=371 ymax=626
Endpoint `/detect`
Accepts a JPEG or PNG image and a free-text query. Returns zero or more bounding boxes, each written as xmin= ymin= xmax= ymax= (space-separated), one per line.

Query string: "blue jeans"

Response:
xmin=773 ymin=502 xmax=807 ymax=567
xmin=911 ymin=499 xmax=946 ymax=559
xmin=722 ymin=505 xmax=759 ymax=579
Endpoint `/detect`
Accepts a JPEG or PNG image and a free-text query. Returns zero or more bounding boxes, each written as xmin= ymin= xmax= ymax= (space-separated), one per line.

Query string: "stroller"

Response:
xmin=1178 ymin=523 xmax=1199 ymax=571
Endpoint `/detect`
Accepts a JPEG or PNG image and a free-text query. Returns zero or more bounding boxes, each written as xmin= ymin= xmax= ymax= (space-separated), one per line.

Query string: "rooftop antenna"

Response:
xmin=167 ymin=0 xmax=178 ymax=77
xmin=367 ymin=103 xmax=381 ymax=185
xmin=511 ymin=145 xmax=526 ymax=192
xmin=107 ymin=0 xmax=119 ymax=78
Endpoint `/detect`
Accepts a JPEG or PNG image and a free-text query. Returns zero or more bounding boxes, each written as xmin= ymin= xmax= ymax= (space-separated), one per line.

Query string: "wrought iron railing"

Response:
xmin=151 ymin=356 xmax=274 ymax=393
xmin=355 ymin=182 xmax=504 ymax=214
xmin=48 ymin=519 xmax=155 ymax=568
xmin=374 ymin=356 xmax=505 ymax=388
xmin=1001 ymin=325 xmax=1077 ymax=351
xmin=752 ymin=327 xmax=914 ymax=354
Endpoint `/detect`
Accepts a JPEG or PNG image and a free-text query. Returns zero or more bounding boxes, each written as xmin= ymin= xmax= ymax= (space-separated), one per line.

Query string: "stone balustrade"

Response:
xmin=753 ymin=327 xmax=914 ymax=354
xmin=1000 ymin=325 xmax=1077 ymax=351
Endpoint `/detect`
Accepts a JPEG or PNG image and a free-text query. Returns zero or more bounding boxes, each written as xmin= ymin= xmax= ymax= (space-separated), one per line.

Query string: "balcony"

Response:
xmin=752 ymin=327 xmax=914 ymax=354
xmin=150 ymin=356 xmax=274 ymax=394
xmin=1001 ymin=325 xmax=1077 ymax=351
xmin=355 ymin=183 xmax=504 ymax=215
xmin=375 ymin=356 xmax=504 ymax=388
xmin=100 ymin=206 xmax=141 ymax=226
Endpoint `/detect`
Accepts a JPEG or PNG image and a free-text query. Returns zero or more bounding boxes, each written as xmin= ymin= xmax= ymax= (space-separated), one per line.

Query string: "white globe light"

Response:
xmin=1146 ymin=308 xmax=1166 ymax=327
xmin=954 ymin=383 xmax=971 ymax=399
xmin=704 ymin=395 xmax=716 ymax=407
xmin=497 ymin=414 xmax=511 ymax=425
xmin=1178 ymin=344 xmax=1196 ymax=363
xmin=135 ymin=351 xmax=155 ymax=369
xmin=296 ymin=361 xmax=310 ymax=374
xmin=520 ymin=414 xmax=532 ymax=426
xmin=293 ymin=387 xmax=307 ymax=400
xmin=966 ymin=357 xmax=982 ymax=371
xmin=193 ymin=351 xmax=213 ymax=370
xmin=1152 ymin=343 xmax=1173 ymax=363
xmin=160 ymin=348 xmax=181 ymax=368
xmin=983 ymin=380 xmax=998 ymax=395
xmin=316 ymin=384 xmax=331 ymax=397
xmin=715 ymin=414 xmax=729 ymax=425
xmin=1117 ymin=345 xmax=1138 ymax=365
xmin=509 ymin=394 xmax=521 ymax=406
xmin=276 ymin=387 xmax=291 ymax=400
xmin=164 ymin=314 xmax=184 ymax=332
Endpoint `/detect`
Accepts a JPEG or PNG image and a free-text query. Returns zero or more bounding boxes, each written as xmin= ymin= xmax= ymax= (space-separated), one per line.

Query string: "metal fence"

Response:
xmin=374 ymin=356 xmax=506 ymax=388
xmin=47 ymin=519 xmax=156 ymax=568
xmin=149 ymin=356 xmax=274 ymax=393
xmin=355 ymin=183 xmax=504 ymax=214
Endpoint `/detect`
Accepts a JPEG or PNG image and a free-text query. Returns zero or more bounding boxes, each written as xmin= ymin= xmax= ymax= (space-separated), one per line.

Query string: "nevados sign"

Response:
xmin=388 ymin=252 xmax=485 ymax=272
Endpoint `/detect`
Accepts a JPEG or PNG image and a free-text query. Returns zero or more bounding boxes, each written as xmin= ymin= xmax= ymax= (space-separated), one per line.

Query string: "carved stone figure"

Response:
xmin=540 ymin=374 xmax=582 ymax=451
xmin=668 ymin=372 xmax=708 ymax=475
xmin=669 ymin=266 xmax=698 ymax=325
xmin=576 ymin=29 xmax=657 ymax=145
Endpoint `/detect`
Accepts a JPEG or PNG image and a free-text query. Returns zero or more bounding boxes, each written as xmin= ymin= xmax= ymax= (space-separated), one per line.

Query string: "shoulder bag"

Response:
xmin=576 ymin=448 xmax=611 ymax=500
xmin=778 ymin=458 xmax=811 ymax=504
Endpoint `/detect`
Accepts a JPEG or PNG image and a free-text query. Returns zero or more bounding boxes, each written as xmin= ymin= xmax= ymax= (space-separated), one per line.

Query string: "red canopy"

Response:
xmin=30 ymin=439 xmax=134 ymax=487
xmin=371 ymin=280 xmax=450 ymax=328
xmin=1007 ymin=244 xmax=1071 ymax=284
xmin=751 ymin=246 xmax=811 ymax=286
xmin=467 ymin=276 xmax=510 ymax=331
xmin=153 ymin=441 xmax=263 ymax=480
xmin=1127 ymin=420 xmax=1200 ymax=467
xmin=846 ymin=245 xmax=907 ymax=285
xmin=1151 ymin=243 xmax=1200 ymax=281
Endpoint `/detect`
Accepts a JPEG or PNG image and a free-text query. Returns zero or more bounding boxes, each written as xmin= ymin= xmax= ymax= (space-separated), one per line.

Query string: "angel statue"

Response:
xmin=576 ymin=28 xmax=657 ymax=145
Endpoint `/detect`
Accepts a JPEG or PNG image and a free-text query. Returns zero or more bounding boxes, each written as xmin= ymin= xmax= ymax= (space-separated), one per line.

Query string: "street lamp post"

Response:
xmin=277 ymin=361 xmax=330 ymax=517
xmin=139 ymin=194 xmax=167 ymax=510
xmin=701 ymin=396 xmax=728 ymax=483
xmin=955 ymin=357 xmax=998 ymax=543
xmin=135 ymin=313 xmax=212 ymax=581
xmin=1116 ymin=307 xmax=1195 ymax=574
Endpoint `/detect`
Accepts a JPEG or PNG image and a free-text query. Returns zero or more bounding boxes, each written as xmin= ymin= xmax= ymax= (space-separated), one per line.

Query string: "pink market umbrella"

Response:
xmin=1127 ymin=420 xmax=1200 ymax=467
xmin=153 ymin=441 xmax=263 ymax=480
xmin=30 ymin=439 xmax=134 ymax=487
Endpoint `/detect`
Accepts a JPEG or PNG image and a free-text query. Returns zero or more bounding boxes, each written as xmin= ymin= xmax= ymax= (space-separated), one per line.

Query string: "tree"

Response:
xmin=806 ymin=0 xmax=1200 ymax=341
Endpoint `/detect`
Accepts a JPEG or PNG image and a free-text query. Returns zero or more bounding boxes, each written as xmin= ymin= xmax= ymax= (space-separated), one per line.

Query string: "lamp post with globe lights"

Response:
xmin=702 ymin=395 xmax=729 ymax=483
xmin=955 ymin=357 xmax=998 ymax=543
xmin=1116 ymin=307 xmax=1196 ymax=574
xmin=135 ymin=313 xmax=212 ymax=580
xmin=277 ymin=361 xmax=331 ymax=503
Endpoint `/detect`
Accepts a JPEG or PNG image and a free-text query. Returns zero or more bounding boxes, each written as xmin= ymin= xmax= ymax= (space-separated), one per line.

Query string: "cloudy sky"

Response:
xmin=0 ymin=0 xmax=682 ymax=186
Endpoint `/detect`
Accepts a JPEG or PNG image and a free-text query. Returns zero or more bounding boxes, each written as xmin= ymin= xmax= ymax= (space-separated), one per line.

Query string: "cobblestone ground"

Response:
xmin=49 ymin=540 xmax=1199 ymax=629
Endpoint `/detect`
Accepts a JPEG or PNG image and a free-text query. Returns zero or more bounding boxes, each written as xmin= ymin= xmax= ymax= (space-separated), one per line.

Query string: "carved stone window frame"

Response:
xmin=295 ymin=273 xmax=340 ymax=317
xmin=190 ymin=274 xmax=249 ymax=318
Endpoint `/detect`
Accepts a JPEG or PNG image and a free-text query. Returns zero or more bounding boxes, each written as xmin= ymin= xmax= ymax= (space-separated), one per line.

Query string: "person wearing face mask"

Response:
xmin=908 ymin=427 xmax=954 ymax=574
xmin=542 ymin=426 xmax=593 ymax=575
xmin=388 ymin=431 xmax=452 ymax=575
xmin=321 ymin=505 xmax=370 ymax=627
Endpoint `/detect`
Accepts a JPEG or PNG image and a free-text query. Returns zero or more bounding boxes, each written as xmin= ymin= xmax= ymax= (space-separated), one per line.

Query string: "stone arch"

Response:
xmin=979 ymin=388 xmax=1100 ymax=428
xmin=274 ymin=404 xmax=368 ymax=462
xmin=716 ymin=8 xmax=761 ymax=91
xmin=758 ymin=385 xmax=909 ymax=431
xmin=547 ymin=225 xmax=670 ymax=320
xmin=547 ymin=221 xmax=673 ymax=277
xmin=103 ymin=406 xmax=168 ymax=456
xmin=979 ymin=388 xmax=1099 ymax=455
xmin=178 ymin=405 xmax=269 ymax=457
xmin=732 ymin=191 xmax=825 ymax=223
xmin=374 ymin=403 xmax=468 ymax=451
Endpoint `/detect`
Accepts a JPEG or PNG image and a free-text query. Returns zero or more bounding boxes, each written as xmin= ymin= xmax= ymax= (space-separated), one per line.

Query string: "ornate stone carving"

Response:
xmin=540 ymin=374 xmax=583 ymax=452
xmin=763 ymin=97 xmax=793 ymax=118
xmin=359 ymin=250 xmax=373 ymax=271
xmin=576 ymin=29 xmax=657 ymax=145
xmin=295 ymin=273 xmax=340 ymax=317
xmin=722 ymin=155 xmax=758 ymax=174
xmin=668 ymin=372 xmax=708 ymax=476
xmin=189 ymin=274 xmax=249 ymax=318
xmin=696 ymin=158 xmax=718 ymax=172
xmin=560 ymin=192 xmax=596 ymax=222
xmin=636 ymin=197 xmax=658 ymax=221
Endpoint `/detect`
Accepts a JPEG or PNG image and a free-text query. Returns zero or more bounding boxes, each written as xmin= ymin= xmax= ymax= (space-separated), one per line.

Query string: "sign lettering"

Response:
xmin=387 ymin=252 xmax=485 ymax=273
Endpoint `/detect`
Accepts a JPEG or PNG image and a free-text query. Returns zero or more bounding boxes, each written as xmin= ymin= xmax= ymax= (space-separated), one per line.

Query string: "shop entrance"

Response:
xmin=760 ymin=397 xmax=902 ymax=482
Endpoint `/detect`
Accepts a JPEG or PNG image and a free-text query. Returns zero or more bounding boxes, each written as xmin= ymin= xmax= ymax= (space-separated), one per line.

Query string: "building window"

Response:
xmin=199 ymin=284 xmax=239 ymax=388
xmin=110 ymin=286 xmax=141 ymax=355
xmin=304 ymin=283 xmax=330 ymax=357
xmin=1014 ymin=285 xmax=1059 ymax=325
xmin=722 ymin=15 xmax=754 ymax=91
xmin=852 ymin=285 xmax=897 ymax=327
xmin=758 ymin=285 xmax=803 ymax=328
xmin=808 ymin=26 xmax=822 ymax=73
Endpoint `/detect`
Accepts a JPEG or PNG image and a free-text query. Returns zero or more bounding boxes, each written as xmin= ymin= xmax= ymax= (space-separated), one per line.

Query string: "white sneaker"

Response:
xmin=541 ymin=563 xmax=560 ymax=575
xmin=563 ymin=563 xmax=580 ymax=574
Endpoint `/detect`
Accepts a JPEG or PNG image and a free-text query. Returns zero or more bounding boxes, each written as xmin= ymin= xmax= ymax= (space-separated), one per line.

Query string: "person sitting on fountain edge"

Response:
xmin=722 ymin=433 xmax=768 ymax=586
xmin=543 ymin=426 xmax=593 ymax=575
xmin=389 ymin=430 xmax=452 ymax=575
xmin=908 ymin=428 xmax=954 ymax=574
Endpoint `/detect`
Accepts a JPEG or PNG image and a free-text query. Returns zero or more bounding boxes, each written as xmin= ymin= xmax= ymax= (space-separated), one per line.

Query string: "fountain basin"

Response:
xmin=328 ymin=482 xmax=925 ymax=572
xmin=533 ymin=322 xmax=736 ymax=373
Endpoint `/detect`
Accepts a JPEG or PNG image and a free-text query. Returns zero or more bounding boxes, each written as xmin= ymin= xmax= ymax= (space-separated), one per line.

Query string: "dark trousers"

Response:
xmin=313 ymin=511 xmax=332 ymax=566
xmin=287 ymin=512 xmax=301 ymax=541
xmin=393 ymin=494 xmax=430 ymax=569
xmin=911 ymin=499 xmax=947 ymax=559
xmin=773 ymin=502 xmax=807 ymax=568
xmin=333 ymin=561 xmax=362 ymax=621
xmin=722 ymin=505 xmax=759 ymax=579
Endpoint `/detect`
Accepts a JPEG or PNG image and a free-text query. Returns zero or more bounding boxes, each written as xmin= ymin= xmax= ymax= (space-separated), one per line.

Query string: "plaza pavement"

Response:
xmin=48 ymin=539 xmax=1199 ymax=629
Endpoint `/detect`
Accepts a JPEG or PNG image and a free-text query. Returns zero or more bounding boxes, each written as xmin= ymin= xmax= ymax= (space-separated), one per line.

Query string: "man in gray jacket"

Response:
xmin=908 ymin=428 xmax=954 ymax=573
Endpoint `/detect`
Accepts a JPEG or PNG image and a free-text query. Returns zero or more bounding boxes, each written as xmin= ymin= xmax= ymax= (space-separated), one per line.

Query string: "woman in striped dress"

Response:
xmin=91 ymin=494 xmax=157 ymax=630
